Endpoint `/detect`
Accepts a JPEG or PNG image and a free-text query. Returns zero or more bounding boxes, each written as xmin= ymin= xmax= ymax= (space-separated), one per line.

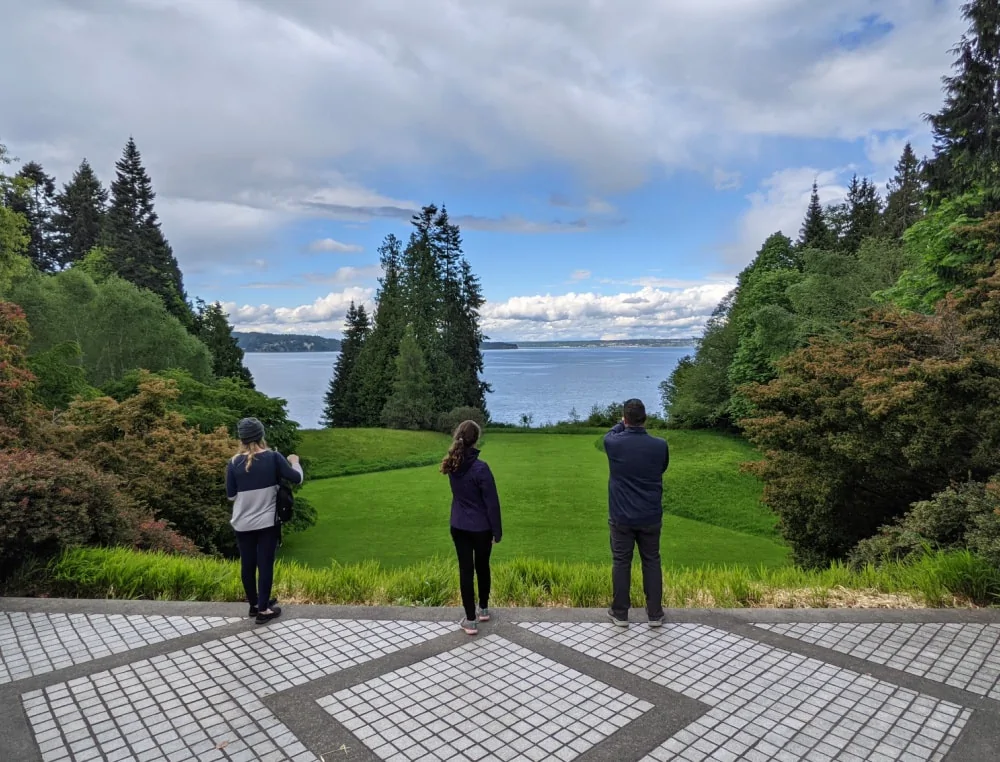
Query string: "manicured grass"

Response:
xmin=298 ymin=428 xmax=451 ymax=479
xmin=285 ymin=430 xmax=788 ymax=569
xmin=19 ymin=547 xmax=998 ymax=608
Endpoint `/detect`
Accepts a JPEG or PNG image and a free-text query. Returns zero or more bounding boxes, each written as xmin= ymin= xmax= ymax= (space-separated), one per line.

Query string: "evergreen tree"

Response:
xmin=381 ymin=324 xmax=435 ymax=430
xmin=798 ymin=182 xmax=832 ymax=249
xmin=0 ymin=143 xmax=31 ymax=291
xmin=193 ymin=300 xmax=254 ymax=387
xmin=883 ymin=143 xmax=926 ymax=238
xmin=53 ymin=159 xmax=107 ymax=268
xmin=354 ymin=234 xmax=406 ymax=426
xmin=457 ymin=257 xmax=491 ymax=412
xmin=925 ymin=0 xmax=1000 ymax=199
xmin=843 ymin=175 xmax=883 ymax=253
xmin=7 ymin=161 xmax=58 ymax=271
xmin=322 ymin=301 xmax=370 ymax=427
xmin=101 ymin=138 xmax=192 ymax=325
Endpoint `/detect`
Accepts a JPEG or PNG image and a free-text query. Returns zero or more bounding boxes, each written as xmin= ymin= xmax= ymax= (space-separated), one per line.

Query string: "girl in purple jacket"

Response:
xmin=441 ymin=420 xmax=503 ymax=635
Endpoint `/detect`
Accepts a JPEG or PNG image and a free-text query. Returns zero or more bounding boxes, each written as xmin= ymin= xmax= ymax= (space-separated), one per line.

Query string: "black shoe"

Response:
xmin=255 ymin=606 xmax=282 ymax=625
xmin=607 ymin=609 xmax=629 ymax=627
xmin=249 ymin=599 xmax=278 ymax=617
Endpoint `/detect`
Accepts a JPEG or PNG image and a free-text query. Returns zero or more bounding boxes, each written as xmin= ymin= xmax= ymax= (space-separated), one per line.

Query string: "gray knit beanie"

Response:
xmin=237 ymin=417 xmax=265 ymax=444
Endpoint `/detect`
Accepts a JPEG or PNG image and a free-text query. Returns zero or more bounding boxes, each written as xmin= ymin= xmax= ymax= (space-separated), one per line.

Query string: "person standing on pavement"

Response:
xmin=604 ymin=399 xmax=669 ymax=628
xmin=226 ymin=417 xmax=304 ymax=625
xmin=441 ymin=420 xmax=503 ymax=636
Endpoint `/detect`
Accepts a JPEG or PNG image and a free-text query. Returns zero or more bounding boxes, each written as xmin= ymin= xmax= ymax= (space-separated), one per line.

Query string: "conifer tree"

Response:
xmin=883 ymin=143 xmax=926 ymax=238
xmin=101 ymin=138 xmax=192 ymax=325
xmin=53 ymin=159 xmax=108 ymax=268
xmin=322 ymin=301 xmax=370 ymax=427
xmin=8 ymin=161 xmax=58 ymax=271
xmin=193 ymin=300 xmax=254 ymax=386
xmin=798 ymin=182 xmax=832 ymax=249
xmin=925 ymin=0 xmax=1000 ymax=198
xmin=381 ymin=324 xmax=435 ymax=430
xmin=843 ymin=176 xmax=883 ymax=253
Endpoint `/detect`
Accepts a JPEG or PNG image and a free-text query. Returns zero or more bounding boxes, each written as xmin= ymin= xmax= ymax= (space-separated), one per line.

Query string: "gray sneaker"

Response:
xmin=648 ymin=616 xmax=665 ymax=628
xmin=477 ymin=608 xmax=491 ymax=622
xmin=460 ymin=618 xmax=478 ymax=635
xmin=607 ymin=609 xmax=629 ymax=627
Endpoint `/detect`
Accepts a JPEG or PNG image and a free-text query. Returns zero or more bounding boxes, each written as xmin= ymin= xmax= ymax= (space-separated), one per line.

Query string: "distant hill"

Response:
xmin=235 ymin=332 xmax=341 ymax=353
xmin=482 ymin=342 xmax=518 ymax=350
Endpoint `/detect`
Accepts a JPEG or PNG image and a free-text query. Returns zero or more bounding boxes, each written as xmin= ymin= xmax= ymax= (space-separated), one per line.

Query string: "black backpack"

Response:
xmin=274 ymin=454 xmax=295 ymax=524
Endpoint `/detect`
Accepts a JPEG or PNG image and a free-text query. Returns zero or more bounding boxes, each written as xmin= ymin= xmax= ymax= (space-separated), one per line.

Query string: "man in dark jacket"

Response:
xmin=604 ymin=398 xmax=669 ymax=627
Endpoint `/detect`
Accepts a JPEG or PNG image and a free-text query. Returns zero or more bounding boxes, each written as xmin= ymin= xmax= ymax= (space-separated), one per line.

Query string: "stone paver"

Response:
xmin=318 ymin=635 xmax=652 ymax=761
xmin=1 ymin=603 xmax=998 ymax=761
xmin=0 ymin=612 xmax=240 ymax=684
xmin=753 ymin=622 xmax=1000 ymax=702
xmin=522 ymin=622 xmax=972 ymax=762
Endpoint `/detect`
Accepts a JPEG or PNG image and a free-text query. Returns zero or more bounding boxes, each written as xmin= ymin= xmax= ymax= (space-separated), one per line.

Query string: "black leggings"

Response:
xmin=234 ymin=525 xmax=280 ymax=610
xmin=451 ymin=527 xmax=493 ymax=621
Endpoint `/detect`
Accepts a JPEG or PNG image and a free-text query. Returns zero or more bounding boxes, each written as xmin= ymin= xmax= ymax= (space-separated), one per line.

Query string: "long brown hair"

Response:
xmin=440 ymin=420 xmax=481 ymax=474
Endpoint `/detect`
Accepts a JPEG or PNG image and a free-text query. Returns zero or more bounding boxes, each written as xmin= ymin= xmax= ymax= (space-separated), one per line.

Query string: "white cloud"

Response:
xmin=226 ymin=286 xmax=375 ymax=332
xmin=307 ymin=238 xmax=364 ymax=253
xmin=725 ymin=166 xmax=849 ymax=267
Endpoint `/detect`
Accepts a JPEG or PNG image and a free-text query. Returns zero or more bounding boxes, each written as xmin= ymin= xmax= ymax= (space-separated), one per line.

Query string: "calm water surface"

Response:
xmin=244 ymin=347 xmax=694 ymax=428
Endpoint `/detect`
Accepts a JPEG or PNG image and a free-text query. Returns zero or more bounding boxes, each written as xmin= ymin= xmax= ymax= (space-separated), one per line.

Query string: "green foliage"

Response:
xmin=381 ymin=324 xmax=435 ymax=430
xmin=0 ymin=143 xmax=32 ymax=293
xmin=586 ymin=401 xmax=624 ymax=427
xmin=26 ymin=341 xmax=96 ymax=409
xmin=851 ymin=480 xmax=1000 ymax=569
xmin=10 ymin=267 xmax=213 ymax=386
xmin=102 ymin=368 xmax=300 ymax=456
xmin=322 ymin=301 xmax=369 ymax=427
xmin=798 ymin=182 xmax=833 ymax=249
xmin=436 ymin=406 xmax=486 ymax=435
xmin=883 ymin=142 xmax=926 ymax=239
xmin=193 ymin=299 xmax=254 ymax=386
xmin=879 ymin=192 xmax=995 ymax=312
xmin=52 ymin=159 xmax=108 ymax=269
xmin=0 ymin=449 xmax=140 ymax=576
xmin=100 ymin=138 xmax=192 ymax=326
xmin=7 ymin=161 xmax=58 ymax=272
xmin=742 ymin=270 xmax=1000 ymax=568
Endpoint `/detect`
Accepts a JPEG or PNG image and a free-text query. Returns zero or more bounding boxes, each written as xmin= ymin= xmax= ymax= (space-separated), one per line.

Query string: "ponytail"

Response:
xmin=440 ymin=420 xmax=482 ymax=474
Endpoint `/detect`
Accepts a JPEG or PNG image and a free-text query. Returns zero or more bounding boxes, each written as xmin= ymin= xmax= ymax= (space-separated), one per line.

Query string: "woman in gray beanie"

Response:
xmin=225 ymin=417 xmax=304 ymax=624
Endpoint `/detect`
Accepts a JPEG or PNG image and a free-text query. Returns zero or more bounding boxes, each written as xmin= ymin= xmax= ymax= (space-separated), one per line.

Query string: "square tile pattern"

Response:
xmin=522 ymin=622 xmax=971 ymax=762
xmin=0 ymin=612 xmax=240 ymax=684
xmin=755 ymin=622 xmax=1000 ymax=702
xmin=318 ymin=635 xmax=653 ymax=761
xmin=20 ymin=619 xmax=452 ymax=762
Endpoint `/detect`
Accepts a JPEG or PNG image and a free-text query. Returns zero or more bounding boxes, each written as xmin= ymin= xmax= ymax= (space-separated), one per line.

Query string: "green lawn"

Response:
xmin=282 ymin=429 xmax=789 ymax=569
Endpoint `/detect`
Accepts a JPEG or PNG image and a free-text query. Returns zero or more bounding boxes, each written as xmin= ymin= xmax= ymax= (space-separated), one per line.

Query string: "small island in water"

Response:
xmin=236 ymin=332 xmax=696 ymax=353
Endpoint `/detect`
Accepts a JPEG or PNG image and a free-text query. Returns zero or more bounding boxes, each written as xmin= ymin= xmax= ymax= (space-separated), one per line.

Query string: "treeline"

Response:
xmin=236 ymin=332 xmax=343 ymax=353
xmin=322 ymin=205 xmax=490 ymax=432
xmin=663 ymin=0 xmax=1000 ymax=574
xmin=0 ymin=137 xmax=310 ymax=572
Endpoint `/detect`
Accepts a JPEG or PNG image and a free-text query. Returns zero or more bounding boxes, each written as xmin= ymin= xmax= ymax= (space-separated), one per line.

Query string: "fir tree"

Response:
xmin=53 ymin=159 xmax=108 ymax=268
xmin=925 ymin=0 xmax=1000 ymax=198
xmin=101 ymin=137 xmax=192 ymax=325
xmin=322 ymin=301 xmax=370 ymax=427
xmin=883 ymin=143 xmax=926 ymax=238
xmin=843 ymin=175 xmax=883 ymax=253
xmin=193 ymin=300 xmax=254 ymax=386
xmin=353 ymin=234 xmax=406 ymax=426
xmin=7 ymin=161 xmax=58 ymax=271
xmin=381 ymin=324 xmax=435 ymax=430
xmin=798 ymin=182 xmax=832 ymax=249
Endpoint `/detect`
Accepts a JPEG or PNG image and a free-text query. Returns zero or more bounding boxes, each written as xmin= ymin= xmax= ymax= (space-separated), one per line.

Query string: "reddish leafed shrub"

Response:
xmin=135 ymin=519 xmax=200 ymax=556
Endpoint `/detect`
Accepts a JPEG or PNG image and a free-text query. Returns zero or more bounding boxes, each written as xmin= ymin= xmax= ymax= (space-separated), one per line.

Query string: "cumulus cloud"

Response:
xmin=307 ymin=238 xmax=364 ymax=253
xmin=225 ymin=286 xmax=375 ymax=331
xmin=725 ymin=167 xmax=849 ymax=267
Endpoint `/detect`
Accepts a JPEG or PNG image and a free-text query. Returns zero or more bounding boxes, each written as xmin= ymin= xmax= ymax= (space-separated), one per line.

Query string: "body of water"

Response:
xmin=244 ymin=346 xmax=694 ymax=429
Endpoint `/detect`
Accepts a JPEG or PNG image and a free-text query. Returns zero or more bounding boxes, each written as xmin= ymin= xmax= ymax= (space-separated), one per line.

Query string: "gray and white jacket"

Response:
xmin=226 ymin=450 xmax=304 ymax=532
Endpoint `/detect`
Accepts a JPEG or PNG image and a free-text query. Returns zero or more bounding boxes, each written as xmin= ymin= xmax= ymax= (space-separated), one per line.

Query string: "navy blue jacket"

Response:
xmin=604 ymin=422 xmax=669 ymax=527
xmin=448 ymin=448 xmax=503 ymax=542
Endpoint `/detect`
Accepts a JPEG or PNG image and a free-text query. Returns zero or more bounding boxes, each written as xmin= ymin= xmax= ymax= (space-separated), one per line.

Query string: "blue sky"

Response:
xmin=0 ymin=1 xmax=966 ymax=340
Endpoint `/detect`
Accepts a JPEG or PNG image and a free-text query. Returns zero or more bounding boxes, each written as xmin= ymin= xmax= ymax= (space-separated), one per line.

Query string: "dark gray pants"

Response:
xmin=610 ymin=521 xmax=664 ymax=620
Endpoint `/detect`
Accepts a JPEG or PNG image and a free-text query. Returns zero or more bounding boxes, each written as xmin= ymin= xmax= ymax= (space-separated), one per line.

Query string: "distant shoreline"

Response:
xmin=237 ymin=331 xmax=697 ymax=353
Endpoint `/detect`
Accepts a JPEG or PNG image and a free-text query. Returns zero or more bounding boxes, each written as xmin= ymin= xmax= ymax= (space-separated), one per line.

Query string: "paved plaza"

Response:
xmin=0 ymin=600 xmax=998 ymax=761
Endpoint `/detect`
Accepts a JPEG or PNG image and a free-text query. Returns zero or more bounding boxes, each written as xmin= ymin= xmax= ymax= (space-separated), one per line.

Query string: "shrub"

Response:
xmin=54 ymin=375 xmax=239 ymax=555
xmin=586 ymin=402 xmax=623 ymax=428
xmin=135 ymin=519 xmax=200 ymax=556
xmin=437 ymin=406 xmax=486 ymax=435
xmin=282 ymin=494 xmax=318 ymax=535
xmin=0 ymin=302 xmax=37 ymax=445
xmin=0 ymin=449 xmax=138 ymax=575
xmin=852 ymin=481 xmax=1000 ymax=568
